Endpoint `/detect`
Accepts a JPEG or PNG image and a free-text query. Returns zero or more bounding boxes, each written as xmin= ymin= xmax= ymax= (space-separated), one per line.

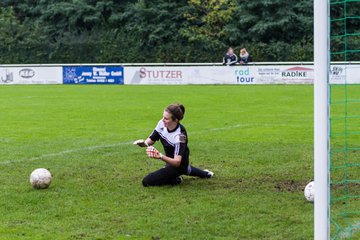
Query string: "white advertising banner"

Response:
xmin=124 ymin=65 xmax=360 ymax=85
xmin=256 ymin=65 xmax=314 ymax=84
xmin=124 ymin=66 xmax=256 ymax=85
xmin=329 ymin=65 xmax=360 ymax=84
xmin=0 ymin=67 xmax=62 ymax=84
xmin=0 ymin=64 xmax=359 ymax=85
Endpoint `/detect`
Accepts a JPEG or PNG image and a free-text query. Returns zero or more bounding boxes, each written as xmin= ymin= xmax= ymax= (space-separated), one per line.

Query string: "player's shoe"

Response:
xmin=175 ymin=176 xmax=183 ymax=185
xmin=204 ymin=169 xmax=214 ymax=178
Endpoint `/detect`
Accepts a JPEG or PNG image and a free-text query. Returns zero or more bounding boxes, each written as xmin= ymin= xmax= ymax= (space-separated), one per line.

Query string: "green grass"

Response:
xmin=0 ymin=85 xmax=323 ymax=239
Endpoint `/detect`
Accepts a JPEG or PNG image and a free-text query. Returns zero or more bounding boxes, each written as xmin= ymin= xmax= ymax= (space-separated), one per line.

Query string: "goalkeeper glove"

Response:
xmin=133 ymin=139 xmax=148 ymax=147
xmin=146 ymin=146 xmax=163 ymax=159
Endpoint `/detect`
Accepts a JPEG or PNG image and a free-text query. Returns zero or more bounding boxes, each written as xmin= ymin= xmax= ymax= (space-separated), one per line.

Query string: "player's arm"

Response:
xmin=146 ymin=146 xmax=181 ymax=167
xmin=133 ymin=139 xmax=148 ymax=147
xmin=134 ymin=126 xmax=160 ymax=148
xmin=160 ymin=155 xmax=181 ymax=168
xmin=145 ymin=138 xmax=154 ymax=146
xmin=159 ymin=134 xmax=186 ymax=168
xmin=133 ymin=138 xmax=155 ymax=147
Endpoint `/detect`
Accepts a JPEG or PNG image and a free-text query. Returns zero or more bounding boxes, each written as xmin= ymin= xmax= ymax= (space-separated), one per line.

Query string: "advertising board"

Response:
xmin=63 ymin=66 xmax=124 ymax=84
xmin=0 ymin=67 xmax=62 ymax=84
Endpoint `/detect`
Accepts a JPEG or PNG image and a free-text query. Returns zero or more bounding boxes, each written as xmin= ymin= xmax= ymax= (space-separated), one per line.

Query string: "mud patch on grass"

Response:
xmin=274 ymin=180 xmax=306 ymax=192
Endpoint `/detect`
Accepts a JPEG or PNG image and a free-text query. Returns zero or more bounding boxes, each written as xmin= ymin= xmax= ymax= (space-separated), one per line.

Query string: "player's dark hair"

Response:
xmin=165 ymin=104 xmax=185 ymax=121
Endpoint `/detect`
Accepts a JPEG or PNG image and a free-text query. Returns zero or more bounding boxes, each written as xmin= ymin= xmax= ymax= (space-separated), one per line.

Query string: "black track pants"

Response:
xmin=142 ymin=165 xmax=209 ymax=187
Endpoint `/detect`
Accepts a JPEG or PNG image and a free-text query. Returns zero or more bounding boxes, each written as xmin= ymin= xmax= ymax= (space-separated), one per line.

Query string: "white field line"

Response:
xmin=0 ymin=122 xmax=302 ymax=165
xmin=0 ymin=141 xmax=132 ymax=165
xmin=193 ymin=122 xmax=301 ymax=133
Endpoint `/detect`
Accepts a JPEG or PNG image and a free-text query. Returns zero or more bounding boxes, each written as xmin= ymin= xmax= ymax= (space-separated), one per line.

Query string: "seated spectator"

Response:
xmin=222 ymin=47 xmax=238 ymax=66
xmin=239 ymin=48 xmax=252 ymax=64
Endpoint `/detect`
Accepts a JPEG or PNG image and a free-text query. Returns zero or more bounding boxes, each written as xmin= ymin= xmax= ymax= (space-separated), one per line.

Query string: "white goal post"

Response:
xmin=314 ymin=0 xmax=330 ymax=240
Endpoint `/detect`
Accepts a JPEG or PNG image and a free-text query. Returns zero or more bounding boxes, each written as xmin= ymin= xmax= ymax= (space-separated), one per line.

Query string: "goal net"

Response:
xmin=329 ymin=0 xmax=360 ymax=239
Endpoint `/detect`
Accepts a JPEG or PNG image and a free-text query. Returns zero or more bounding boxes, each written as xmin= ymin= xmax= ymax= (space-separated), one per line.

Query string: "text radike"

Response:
xmin=281 ymin=71 xmax=308 ymax=77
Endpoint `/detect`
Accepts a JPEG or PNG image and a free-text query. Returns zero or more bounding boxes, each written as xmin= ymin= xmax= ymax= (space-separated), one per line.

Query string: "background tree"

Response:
xmin=225 ymin=0 xmax=313 ymax=61
xmin=180 ymin=0 xmax=236 ymax=60
xmin=0 ymin=0 xmax=315 ymax=63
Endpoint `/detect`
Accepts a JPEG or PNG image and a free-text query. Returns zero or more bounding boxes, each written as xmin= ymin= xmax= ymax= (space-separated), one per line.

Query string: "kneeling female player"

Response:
xmin=134 ymin=103 xmax=214 ymax=187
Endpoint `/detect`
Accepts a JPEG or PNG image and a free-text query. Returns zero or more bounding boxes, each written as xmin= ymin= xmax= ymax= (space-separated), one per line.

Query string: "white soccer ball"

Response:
xmin=30 ymin=168 xmax=52 ymax=189
xmin=304 ymin=181 xmax=315 ymax=202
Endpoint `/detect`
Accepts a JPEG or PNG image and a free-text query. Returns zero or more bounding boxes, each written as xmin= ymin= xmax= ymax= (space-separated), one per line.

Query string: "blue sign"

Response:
xmin=63 ymin=66 xmax=124 ymax=84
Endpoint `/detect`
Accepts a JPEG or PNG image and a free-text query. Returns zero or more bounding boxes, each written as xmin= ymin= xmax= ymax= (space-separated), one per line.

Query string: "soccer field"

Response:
xmin=0 ymin=85 xmax=316 ymax=239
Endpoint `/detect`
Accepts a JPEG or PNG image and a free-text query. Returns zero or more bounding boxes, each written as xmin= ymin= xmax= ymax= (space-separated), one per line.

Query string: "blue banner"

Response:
xmin=63 ymin=66 xmax=124 ymax=84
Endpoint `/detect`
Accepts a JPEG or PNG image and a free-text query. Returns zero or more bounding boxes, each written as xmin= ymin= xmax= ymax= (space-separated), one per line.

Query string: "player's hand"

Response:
xmin=146 ymin=146 xmax=163 ymax=159
xmin=133 ymin=139 xmax=148 ymax=147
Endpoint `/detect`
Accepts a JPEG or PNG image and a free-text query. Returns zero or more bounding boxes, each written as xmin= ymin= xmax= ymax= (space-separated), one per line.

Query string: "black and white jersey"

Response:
xmin=149 ymin=120 xmax=189 ymax=170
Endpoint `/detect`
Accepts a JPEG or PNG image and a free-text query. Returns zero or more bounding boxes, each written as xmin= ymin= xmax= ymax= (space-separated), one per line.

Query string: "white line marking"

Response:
xmin=207 ymin=124 xmax=245 ymax=132
xmin=0 ymin=122 xmax=304 ymax=165
xmin=193 ymin=122 xmax=302 ymax=133
xmin=0 ymin=141 xmax=132 ymax=165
